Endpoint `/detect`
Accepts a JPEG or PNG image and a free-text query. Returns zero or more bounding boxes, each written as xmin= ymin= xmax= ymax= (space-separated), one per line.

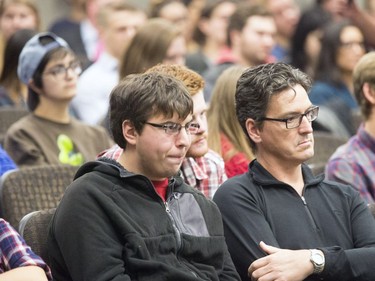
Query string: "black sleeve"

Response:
xmin=49 ymin=178 xmax=131 ymax=281
xmin=213 ymin=178 xmax=280 ymax=281
xmin=320 ymin=191 xmax=375 ymax=280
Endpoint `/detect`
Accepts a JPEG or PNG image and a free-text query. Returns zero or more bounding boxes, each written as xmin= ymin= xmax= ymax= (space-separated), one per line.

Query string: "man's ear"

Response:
xmin=122 ymin=120 xmax=137 ymax=145
xmin=363 ymin=82 xmax=375 ymax=105
xmin=245 ymin=118 xmax=262 ymax=145
xmin=28 ymin=79 xmax=42 ymax=95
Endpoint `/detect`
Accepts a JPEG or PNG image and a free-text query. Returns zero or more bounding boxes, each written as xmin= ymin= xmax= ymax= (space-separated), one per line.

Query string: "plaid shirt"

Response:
xmin=98 ymin=144 xmax=123 ymax=159
xmin=0 ymin=219 xmax=52 ymax=279
xmin=98 ymin=146 xmax=227 ymax=199
xmin=326 ymin=125 xmax=375 ymax=204
xmin=181 ymin=150 xmax=227 ymax=199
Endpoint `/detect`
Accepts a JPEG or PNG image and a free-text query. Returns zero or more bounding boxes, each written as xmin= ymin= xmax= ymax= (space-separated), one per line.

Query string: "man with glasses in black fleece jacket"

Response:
xmin=213 ymin=62 xmax=375 ymax=281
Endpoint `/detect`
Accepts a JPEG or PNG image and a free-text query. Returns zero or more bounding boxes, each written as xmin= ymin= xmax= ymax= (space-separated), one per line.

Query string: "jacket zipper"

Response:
xmin=165 ymin=200 xmax=182 ymax=249
xmin=301 ymin=195 xmax=318 ymax=231
xmin=144 ymin=177 xmax=200 ymax=279
xmin=165 ymin=196 xmax=199 ymax=279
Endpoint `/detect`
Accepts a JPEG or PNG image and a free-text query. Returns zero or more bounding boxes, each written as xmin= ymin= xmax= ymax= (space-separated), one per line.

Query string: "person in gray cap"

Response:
xmin=3 ymin=32 xmax=112 ymax=167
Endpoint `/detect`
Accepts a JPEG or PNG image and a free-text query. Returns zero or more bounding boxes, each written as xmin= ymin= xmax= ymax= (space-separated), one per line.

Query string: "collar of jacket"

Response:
xmin=249 ymin=159 xmax=324 ymax=188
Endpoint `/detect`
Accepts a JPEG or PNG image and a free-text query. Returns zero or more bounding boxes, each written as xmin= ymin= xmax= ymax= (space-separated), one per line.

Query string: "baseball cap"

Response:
xmin=17 ymin=32 xmax=70 ymax=84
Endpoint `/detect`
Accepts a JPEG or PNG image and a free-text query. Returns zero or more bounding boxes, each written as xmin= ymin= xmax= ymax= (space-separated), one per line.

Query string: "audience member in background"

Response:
xmin=49 ymin=0 xmax=121 ymax=71
xmin=0 ymin=28 xmax=35 ymax=107
xmin=291 ymin=0 xmax=349 ymax=69
xmin=4 ymin=32 xmax=112 ymax=167
xmin=207 ymin=65 xmax=253 ymax=178
xmin=148 ymin=0 xmax=205 ymax=50
xmin=0 ymin=218 xmax=52 ymax=280
xmin=149 ymin=0 xmax=189 ymax=41
xmin=213 ymin=62 xmax=375 ymax=281
xmin=183 ymin=0 xmax=208 ymax=49
xmin=48 ymin=72 xmax=240 ymax=281
xmin=0 ymin=0 xmax=39 ymax=40
xmin=309 ymin=21 xmax=366 ymax=137
xmin=317 ymin=0 xmax=351 ymax=21
xmin=326 ymin=52 xmax=375 ymax=204
xmin=0 ymin=145 xmax=16 ymax=176
xmin=203 ymin=3 xmax=276 ymax=102
xmin=290 ymin=4 xmax=331 ymax=78
xmin=67 ymin=0 xmax=86 ymax=22
xmin=314 ymin=0 xmax=349 ymax=22
xmin=344 ymin=0 xmax=375 ymax=48
xmin=51 ymin=0 xmax=86 ymax=25
xmin=186 ymin=0 xmax=236 ymax=74
xmin=261 ymin=0 xmax=300 ymax=63
xmin=72 ymin=2 xmax=146 ymax=125
xmin=101 ymin=64 xmax=227 ymax=199
xmin=100 ymin=18 xmax=186 ymax=131
xmin=120 ymin=18 xmax=186 ymax=77
xmin=0 ymin=0 xmax=39 ymax=75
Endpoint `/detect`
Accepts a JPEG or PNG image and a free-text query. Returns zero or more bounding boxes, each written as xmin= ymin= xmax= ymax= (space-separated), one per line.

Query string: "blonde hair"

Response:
xmin=0 ymin=0 xmax=40 ymax=31
xmin=207 ymin=65 xmax=254 ymax=161
xmin=146 ymin=64 xmax=204 ymax=96
xmin=0 ymin=0 xmax=39 ymax=76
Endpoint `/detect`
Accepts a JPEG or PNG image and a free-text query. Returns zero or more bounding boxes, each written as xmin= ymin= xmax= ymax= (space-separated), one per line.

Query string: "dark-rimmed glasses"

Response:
xmin=43 ymin=61 xmax=82 ymax=80
xmin=145 ymin=121 xmax=200 ymax=135
xmin=259 ymin=106 xmax=319 ymax=129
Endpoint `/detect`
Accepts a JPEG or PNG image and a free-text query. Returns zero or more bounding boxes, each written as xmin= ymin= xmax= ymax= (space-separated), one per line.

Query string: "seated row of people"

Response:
xmin=1 ymin=27 xmax=375 ymax=281
xmin=46 ymin=62 xmax=375 ymax=281
xmin=0 ymin=2 xmax=373 ymax=280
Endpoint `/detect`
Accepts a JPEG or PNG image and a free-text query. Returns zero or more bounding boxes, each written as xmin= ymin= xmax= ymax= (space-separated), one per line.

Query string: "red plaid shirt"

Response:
xmin=181 ymin=150 xmax=227 ymax=199
xmin=98 ymin=146 xmax=227 ymax=199
xmin=0 ymin=219 xmax=52 ymax=279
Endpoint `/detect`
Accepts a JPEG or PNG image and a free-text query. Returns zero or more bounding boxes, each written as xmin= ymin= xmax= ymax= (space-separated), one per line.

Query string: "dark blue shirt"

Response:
xmin=0 ymin=146 xmax=16 ymax=176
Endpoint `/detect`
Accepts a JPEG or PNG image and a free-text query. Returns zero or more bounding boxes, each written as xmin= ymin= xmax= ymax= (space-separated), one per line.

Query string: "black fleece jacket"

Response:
xmin=47 ymin=158 xmax=240 ymax=281
xmin=213 ymin=160 xmax=375 ymax=281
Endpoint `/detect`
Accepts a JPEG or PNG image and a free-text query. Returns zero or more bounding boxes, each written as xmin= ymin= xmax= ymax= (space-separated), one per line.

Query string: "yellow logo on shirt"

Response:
xmin=57 ymin=134 xmax=83 ymax=166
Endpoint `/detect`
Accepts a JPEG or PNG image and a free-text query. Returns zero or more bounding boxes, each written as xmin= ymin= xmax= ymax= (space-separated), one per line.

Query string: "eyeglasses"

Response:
xmin=43 ymin=61 xmax=82 ymax=80
xmin=145 ymin=121 xmax=200 ymax=135
xmin=259 ymin=106 xmax=319 ymax=129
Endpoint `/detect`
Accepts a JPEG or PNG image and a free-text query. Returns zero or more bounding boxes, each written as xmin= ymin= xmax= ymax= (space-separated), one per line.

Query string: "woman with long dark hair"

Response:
xmin=309 ymin=21 xmax=367 ymax=136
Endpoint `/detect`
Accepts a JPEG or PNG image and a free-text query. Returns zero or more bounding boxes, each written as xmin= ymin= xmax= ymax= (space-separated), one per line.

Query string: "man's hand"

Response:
xmin=248 ymin=241 xmax=314 ymax=281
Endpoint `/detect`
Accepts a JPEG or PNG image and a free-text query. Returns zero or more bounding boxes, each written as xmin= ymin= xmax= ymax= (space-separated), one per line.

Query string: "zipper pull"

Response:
xmin=165 ymin=201 xmax=171 ymax=213
xmin=301 ymin=196 xmax=307 ymax=205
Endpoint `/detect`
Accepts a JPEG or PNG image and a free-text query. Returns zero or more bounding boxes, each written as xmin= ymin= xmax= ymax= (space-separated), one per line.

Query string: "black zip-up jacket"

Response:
xmin=48 ymin=158 xmax=240 ymax=281
xmin=213 ymin=160 xmax=375 ymax=281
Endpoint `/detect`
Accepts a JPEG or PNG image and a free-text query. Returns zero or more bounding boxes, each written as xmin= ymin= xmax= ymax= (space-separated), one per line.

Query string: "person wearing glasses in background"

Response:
xmin=213 ymin=62 xmax=375 ymax=281
xmin=3 ymin=32 xmax=112 ymax=167
xmin=48 ymin=72 xmax=241 ymax=281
